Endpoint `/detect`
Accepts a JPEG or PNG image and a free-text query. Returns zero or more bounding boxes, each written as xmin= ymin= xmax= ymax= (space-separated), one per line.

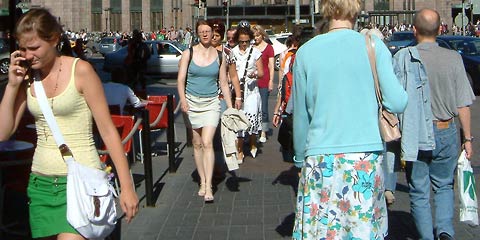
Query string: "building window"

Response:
xmin=374 ymin=0 xmax=389 ymax=11
xmin=91 ymin=13 xmax=102 ymax=31
xmin=111 ymin=12 xmax=121 ymax=32
xmin=131 ymin=12 xmax=142 ymax=31
xmin=151 ymin=11 xmax=163 ymax=31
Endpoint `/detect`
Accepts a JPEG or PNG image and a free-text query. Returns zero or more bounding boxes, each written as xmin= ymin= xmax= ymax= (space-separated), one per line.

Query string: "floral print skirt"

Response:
xmin=292 ymin=152 xmax=388 ymax=240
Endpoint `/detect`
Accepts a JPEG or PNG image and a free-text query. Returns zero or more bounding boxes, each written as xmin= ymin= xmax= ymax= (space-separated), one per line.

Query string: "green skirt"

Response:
xmin=27 ymin=173 xmax=78 ymax=238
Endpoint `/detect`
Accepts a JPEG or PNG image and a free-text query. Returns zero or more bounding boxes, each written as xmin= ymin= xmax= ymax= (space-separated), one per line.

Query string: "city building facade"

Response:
xmin=0 ymin=0 xmax=473 ymax=34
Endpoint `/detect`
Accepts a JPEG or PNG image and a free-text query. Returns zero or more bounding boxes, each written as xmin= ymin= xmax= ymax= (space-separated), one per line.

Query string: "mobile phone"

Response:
xmin=19 ymin=59 xmax=31 ymax=69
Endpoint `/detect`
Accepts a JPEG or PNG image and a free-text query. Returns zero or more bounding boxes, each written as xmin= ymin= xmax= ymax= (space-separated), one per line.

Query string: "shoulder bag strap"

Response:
xmin=365 ymin=35 xmax=383 ymax=111
xmin=33 ymin=71 xmax=73 ymax=158
xmin=241 ymin=47 xmax=254 ymax=81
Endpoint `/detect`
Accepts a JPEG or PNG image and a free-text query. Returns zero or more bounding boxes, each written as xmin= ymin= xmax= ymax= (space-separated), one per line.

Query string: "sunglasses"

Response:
xmin=238 ymin=40 xmax=250 ymax=44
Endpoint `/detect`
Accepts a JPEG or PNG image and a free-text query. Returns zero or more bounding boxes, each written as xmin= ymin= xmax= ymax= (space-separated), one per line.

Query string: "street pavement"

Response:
xmin=116 ymin=82 xmax=480 ymax=240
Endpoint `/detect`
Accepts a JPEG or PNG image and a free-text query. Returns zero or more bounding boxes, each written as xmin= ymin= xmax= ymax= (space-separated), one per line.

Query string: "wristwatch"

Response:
xmin=463 ymin=136 xmax=474 ymax=143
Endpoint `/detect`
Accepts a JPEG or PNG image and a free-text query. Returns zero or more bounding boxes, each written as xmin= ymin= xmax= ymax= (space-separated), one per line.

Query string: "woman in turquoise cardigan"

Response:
xmin=291 ymin=0 xmax=408 ymax=239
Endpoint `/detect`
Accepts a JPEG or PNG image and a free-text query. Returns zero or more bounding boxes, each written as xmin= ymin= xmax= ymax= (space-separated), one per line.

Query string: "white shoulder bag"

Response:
xmin=33 ymin=72 xmax=118 ymax=239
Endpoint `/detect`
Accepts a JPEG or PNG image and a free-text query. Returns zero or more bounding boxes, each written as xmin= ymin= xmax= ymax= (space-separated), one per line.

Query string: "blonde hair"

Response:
xmin=251 ymin=25 xmax=268 ymax=39
xmin=321 ymin=0 xmax=362 ymax=20
xmin=15 ymin=8 xmax=62 ymax=44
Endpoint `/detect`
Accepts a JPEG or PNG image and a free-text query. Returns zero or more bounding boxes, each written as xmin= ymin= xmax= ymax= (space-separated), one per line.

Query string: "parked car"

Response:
xmin=103 ymin=40 xmax=187 ymax=77
xmin=0 ymin=38 xmax=10 ymax=74
xmin=436 ymin=35 xmax=480 ymax=94
xmin=0 ymin=51 xmax=9 ymax=75
xmin=269 ymin=33 xmax=291 ymax=71
xmin=400 ymin=35 xmax=480 ymax=94
xmin=98 ymin=37 xmax=122 ymax=56
xmin=386 ymin=31 xmax=415 ymax=54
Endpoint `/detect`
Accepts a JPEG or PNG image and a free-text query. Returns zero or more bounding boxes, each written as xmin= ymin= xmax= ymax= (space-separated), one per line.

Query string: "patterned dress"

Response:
xmin=230 ymin=45 xmax=262 ymax=136
xmin=292 ymin=152 xmax=388 ymax=240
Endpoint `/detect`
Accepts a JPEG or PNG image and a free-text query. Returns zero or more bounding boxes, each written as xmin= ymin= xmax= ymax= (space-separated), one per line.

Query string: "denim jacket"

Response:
xmin=393 ymin=47 xmax=435 ymax=161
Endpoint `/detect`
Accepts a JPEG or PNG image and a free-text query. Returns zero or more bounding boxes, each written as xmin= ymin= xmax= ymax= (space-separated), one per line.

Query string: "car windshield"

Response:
xmin=276 ymin=37 xmax=288 ymax=44
xmin=101 ymin=38 xmax=116 ymax=44
xmin=445 ymin=38 xmax=480 ymax=56
xmin=390 ymin=32 xmax=414 ymax=41
xmin=171 ymin=41 xmax=187 ymax=51
xmin=0 ymin=39 xmax=9 ymax=53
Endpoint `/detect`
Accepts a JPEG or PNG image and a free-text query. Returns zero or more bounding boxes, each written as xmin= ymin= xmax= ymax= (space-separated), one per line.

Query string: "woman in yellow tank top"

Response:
xmin=0 ymin=8 xmax=138 ymax=239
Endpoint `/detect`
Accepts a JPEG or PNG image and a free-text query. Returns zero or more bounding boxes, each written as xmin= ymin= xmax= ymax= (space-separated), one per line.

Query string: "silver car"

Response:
xmin=103 ymin=40 xmax=186 ymax=77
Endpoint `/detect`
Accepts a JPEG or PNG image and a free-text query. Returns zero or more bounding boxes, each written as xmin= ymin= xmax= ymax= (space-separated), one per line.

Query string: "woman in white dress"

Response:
xmin=229 ymin=24 xmax=263 ymax=161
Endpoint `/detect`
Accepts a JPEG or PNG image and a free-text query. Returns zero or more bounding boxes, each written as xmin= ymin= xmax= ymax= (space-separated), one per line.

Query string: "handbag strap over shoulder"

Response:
xmin=241 ymin=46 xmax=254 ymax=81
xmin=365 ymin=34 xmax=384 ymax=111
xmin=33 ymin=71 xmax=73 ymax=158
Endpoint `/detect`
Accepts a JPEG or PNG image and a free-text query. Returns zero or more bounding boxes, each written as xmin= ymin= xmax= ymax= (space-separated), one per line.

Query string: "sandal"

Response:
xmin=238 ymin=152 xmax=244 ymax=164
xmin=198 ymin=184 xmax=206 ymax=197
xmin=250 ymin=147 xmax=258 ymax=158
xmin=204 ymin=186 xmax=214 ymax=203
xmin=385 ymin=190 xmax=396 ymax=206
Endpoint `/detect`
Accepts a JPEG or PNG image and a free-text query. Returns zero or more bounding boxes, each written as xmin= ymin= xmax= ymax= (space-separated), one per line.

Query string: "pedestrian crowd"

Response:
xmin=0 ymin=2 xmax=477 ymax=239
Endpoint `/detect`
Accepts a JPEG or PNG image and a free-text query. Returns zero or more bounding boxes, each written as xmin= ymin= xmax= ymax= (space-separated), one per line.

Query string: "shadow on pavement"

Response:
xmin=385 ymin=210 xmax=419 ymax=240
xmin=276 ymin=212 xmax=295 ymax=237
xmin=272 ymin=166 xmax=300 ymax=194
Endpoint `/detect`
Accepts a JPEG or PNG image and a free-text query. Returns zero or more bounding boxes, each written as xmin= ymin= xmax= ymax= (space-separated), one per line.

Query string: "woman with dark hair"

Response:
xmin=177 ymin=20 xmax=234 ymax=202
xmin=0 ymin=8 xmax=138 ymax=239
xmin=210 ymin=19 xmax=241 ymax=111
xmin=229 ymin=24 xmax=264 ymax=162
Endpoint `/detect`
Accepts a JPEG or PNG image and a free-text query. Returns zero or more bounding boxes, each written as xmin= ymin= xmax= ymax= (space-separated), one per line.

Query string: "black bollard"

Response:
xmin=167 ymin=94 xmax=176 ymax=173
xmin=141 ymin=109 xmax=154 ymax=207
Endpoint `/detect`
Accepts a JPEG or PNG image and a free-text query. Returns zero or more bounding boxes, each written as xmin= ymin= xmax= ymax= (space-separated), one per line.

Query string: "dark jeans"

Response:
xmin=259 ymin=87 xmax=269 ymax=131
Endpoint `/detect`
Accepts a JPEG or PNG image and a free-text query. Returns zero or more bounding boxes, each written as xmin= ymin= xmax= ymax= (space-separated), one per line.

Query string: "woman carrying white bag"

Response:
xmin=0 ymin=8 xmax=138 ymax=239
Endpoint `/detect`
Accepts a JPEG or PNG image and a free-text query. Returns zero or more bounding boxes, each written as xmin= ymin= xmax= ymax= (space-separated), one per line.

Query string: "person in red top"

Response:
xmin=252 ymin=25 xmax=274 ymax=143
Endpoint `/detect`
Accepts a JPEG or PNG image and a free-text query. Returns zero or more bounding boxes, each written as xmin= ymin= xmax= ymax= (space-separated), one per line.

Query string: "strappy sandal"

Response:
xmin=198 ymin=184 xmax=206 ymax=197
xmin=204 ymin=186 xmax=214 ymax=203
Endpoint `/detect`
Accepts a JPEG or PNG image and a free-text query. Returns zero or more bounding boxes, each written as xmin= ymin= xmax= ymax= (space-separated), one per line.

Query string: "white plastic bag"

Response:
xmin=66 ymin=157 xmax=118 ymax=239
xmin=457 ymin=150 xmax=479 ymax=226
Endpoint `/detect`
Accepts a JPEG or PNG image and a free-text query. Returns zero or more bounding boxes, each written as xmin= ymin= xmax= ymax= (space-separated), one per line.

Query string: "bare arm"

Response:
xmin=278 ymin=52 xmax=285 ymax=89
xmin=255 ymin=58 xmax=264 ymax=79
xmin=0 ymin=52 xmax=29 ymax=140
xmin=177 ymin=49 xmax=190 ymax=113
xmin=458 ymin=106 xmax=473 ymax=159
xmin=272 ymin=92 xmax=282 ymax=128
xmin=76 ymin=60 xmax=138 ymax=222
xmin=268 ymin=56 xmax=274 ymax=91
xmin=228 ymin=63 xmax=242 ymax=109
xmin=218 ymin=57 xmax=232 ymax=109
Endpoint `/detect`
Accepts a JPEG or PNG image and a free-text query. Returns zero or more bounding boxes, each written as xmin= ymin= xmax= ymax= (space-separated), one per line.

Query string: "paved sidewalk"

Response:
xmin=118 ymin=87 xmax=480 ymax=240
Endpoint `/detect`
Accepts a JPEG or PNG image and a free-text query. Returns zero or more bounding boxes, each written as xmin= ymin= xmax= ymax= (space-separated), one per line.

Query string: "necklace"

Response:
xmin=50 ymin=58 xmax=62 ymax=108
xmin=328 ymin=26 xmax=351 ymax=32
xmin=41 ymin=57 xmax=62 ymax=141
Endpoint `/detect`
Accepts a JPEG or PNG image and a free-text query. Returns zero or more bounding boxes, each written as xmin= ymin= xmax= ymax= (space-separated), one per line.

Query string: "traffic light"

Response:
xmin=222 ymin=0 xmax=228 ymax=15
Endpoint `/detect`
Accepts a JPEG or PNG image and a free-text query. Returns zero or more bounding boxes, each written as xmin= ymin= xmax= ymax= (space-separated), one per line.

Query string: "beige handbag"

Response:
xmin=365 ymin=34 xmax=401 ymax=142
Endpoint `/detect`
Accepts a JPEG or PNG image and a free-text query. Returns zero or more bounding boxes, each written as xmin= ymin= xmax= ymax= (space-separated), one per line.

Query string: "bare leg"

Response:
xmin=57 ymin=233 xmax=85 ymax=240
xmin=250 ymin=134 xmax=258 ymax=158
xmin=200 ymin=126 xmax=217 ymax=201
xmin=237 ymin=137 xmax=244 ymax=162
xmin=192 ymin=128 xmax=205 ymax=194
